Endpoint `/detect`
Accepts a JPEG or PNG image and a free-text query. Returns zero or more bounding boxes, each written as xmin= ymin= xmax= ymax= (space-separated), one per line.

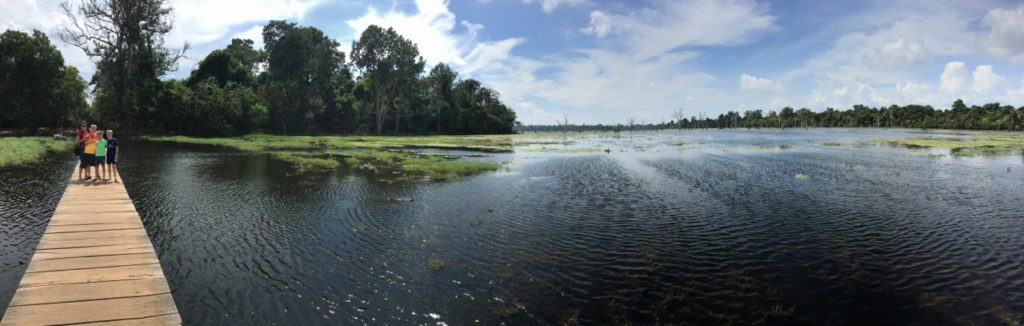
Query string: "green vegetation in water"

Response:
xmin=927 ymin=154 xmax=946 ymax=160
xmin=146 ymin=135 xmax=503 ymax=179
xmin=874 ymin=133 xmax=1024 ymax=157
xmin=794 ymin=173 xmax=810 ymax=180
xmin=427 ymin=259 xmax=445 ymax=272
xmin=342 ymin=149 xmax=501 ymax=179
xmin=822 ymin=142 xmax=842 ymax=147
xmin=753 ymin=144 xmax=795 ymax=150
xmin=520 ymin=146 xmax=604 ymax=153
xmin=145 ymin=134 xmax=517 ymax=152
xmin=0 ymin=137 xmax=73 ymax=167
xmin=270 ymin=152 xmax=341 ymax=172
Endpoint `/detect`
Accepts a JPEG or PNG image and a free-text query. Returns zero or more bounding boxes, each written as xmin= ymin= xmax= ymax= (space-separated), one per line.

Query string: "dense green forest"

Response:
xmin=523 ymin=101 xmax=1024 ymax=132
xmin=1 ymin=0 xmax=516 ymax=136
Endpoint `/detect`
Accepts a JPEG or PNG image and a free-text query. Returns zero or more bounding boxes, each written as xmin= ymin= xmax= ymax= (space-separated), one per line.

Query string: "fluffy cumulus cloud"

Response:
xmin=740 ymin=74 xmax=783 ymax=93
xmin=522 ymin=0 xmax=586 ymax=13
xmin=972 ymin=65 xmax=1004 ymax=94
xmin=982 ymin=5 xmax=1024 ymax=63
xmin=940 ymin=61 xmax=969 ymax=94
xmin=166 ymin=0 xmax=325 ymax=48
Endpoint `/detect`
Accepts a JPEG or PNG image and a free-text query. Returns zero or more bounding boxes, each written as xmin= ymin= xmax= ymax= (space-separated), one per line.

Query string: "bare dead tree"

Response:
xmin=626 ymin=116 xmax=636 ymax=133
xmin=556 ymin=113 xmax=570 ymax=132
xmin=672 ymin=106 xmax=686 ymax=130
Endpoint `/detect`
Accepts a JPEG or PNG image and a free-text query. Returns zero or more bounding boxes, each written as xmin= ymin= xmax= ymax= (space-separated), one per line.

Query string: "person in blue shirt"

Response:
xmin=105 ymin=130 xmax=120 ymax=183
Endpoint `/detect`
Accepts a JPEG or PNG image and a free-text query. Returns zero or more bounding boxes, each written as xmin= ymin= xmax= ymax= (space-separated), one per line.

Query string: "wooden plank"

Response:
xmin=46 ymin=222 xmax=143 ymax=233
xmin=49 ymin=212 xmax=143 ymax=225
xmin=53 ymin=206 xmax=137 ymax=214
xmin=18 ymin=263 xmax=165 ymax=288
xmin=0 ymin=165 xmax=180 ymax=325
xmin=26 ymin=253 xmax=159 ymax=273
xmin=32 ymin=244 xmax=155 ymax=260
xmin=41 ymin=228 xmax=148 ymax=242
xmin=75 ymin=313 xmax=182 ymax=326
xmin=36 ymin=234 xmax=152 ymax=250
xmin=9 ymin=277 xmax=171 ymax=306
xmin=1 ymin=293 xmax=179 ymax=325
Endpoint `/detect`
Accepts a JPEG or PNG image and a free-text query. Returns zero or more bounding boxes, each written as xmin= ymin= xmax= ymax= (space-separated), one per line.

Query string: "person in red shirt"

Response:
xmin=74 ymin=120 xmax=89 ymax=180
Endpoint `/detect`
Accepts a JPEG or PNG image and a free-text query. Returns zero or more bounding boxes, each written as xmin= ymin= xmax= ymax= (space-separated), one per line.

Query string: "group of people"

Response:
xmin=74 ymin=120 xmax=119 ymax=183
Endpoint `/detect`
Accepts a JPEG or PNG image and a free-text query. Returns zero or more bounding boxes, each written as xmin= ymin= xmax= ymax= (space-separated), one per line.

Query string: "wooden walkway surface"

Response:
xmin=1 ymin=167 xmax=181 ymax=325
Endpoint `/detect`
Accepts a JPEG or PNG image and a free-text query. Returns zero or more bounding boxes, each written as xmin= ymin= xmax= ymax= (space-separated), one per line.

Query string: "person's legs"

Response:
xmin=97 ymin=160 xmax=105 ymax=180
xmin=83 ymin=154 xmax=93 ymax=179
xmin=78 ymin=154 xmax=86 ymax=180
xmin=110 ymin=161 xmax=119 ymax=183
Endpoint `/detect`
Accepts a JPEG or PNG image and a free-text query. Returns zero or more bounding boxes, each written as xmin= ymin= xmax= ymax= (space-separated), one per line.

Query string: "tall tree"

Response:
xmin=0 ymin=30 xmax=85 ymax=131
xmin=350 ymin=25 xmax=424 ymax=135
xmin=426 ymin=63 xmax=457 ymax=133
xmin=261 ymin=21 xmax=345 ymax=133
xmin=59 ymin=0 xmax=188 ymax=131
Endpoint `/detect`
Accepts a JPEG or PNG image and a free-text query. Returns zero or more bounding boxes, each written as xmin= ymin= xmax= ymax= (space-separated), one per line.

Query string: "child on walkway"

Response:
xmin=105 ymin=130 xmax=119 ymax=183
xmin=95 ymin=131 xmax=108 ymax=181
xmin=82 ymin=124 xmax=99 ymax=181
xmin=75 ymin=121 xmax=89 ymax=180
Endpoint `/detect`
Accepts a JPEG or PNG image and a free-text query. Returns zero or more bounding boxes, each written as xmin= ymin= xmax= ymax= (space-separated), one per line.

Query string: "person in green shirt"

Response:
xmin=95 ymin=133 xmax=108 ymax=181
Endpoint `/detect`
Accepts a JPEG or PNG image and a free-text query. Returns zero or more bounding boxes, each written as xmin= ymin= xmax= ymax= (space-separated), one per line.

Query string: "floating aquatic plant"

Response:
xmin=427 ymin=259 xmax=445 ymax=272
xmin=794 ymin=173 xmax=810 ymax=180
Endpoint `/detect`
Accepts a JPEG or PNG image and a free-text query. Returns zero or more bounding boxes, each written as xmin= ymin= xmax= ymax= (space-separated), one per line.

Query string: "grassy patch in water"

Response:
xmin=427 ymin=259 xmax=445 ymax=272
xmin=794 ymin=173 xmax=810 ymax=180
xmin=874 ymin=133 xmax=1024 ymax=156
xmin=145 ymin=134 xmax=516 ymax=152
xmin=822 ymin=142 xmax=842 ymax=147
xmin=519 ymin=146 xmax=604 ymax=153
xmin=342 ymin=149 xmax=500 ymax=179
xmin=0 ymin=137 xmax=74 ymax=167
xmin=270 ymin=152 xmax=341 ymax=172
xmin=147 ymin=134 xmax=505 ymax=178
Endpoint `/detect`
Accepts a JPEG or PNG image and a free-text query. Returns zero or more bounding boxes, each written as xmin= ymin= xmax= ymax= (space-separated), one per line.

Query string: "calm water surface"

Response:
xmin=2 ymin=129 xmax=1023 ymax=325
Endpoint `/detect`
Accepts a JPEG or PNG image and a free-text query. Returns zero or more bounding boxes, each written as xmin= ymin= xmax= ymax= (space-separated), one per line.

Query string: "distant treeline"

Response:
xmin=521 ymin=101 xmax=1024 ymax=132
xmin=1 ymin=0 xmax=517 ymax=136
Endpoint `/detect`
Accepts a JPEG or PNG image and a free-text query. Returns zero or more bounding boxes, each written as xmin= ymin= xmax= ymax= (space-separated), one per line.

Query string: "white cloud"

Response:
xmin=940 ymin=61 xmax=968 ymax=93
xmin=522 ymin=0 xmax=586 ymax=13
xmin=972 ymin=65 xmax=1004 ymax=94
xmin=345 ymin=0 xmax=523 ymax=76
xmin=863 ymin=37 xmax=927 ymax=68
xmin=740 ymin=74 xmax=783 ymax=93
xmin=982 ymin=5 xmax=1024 ymax=63
xmin=596 ymin=0 xmax=776 ymax=60
xmin=166 ymin=0 xmax=324 ymax=48
xmin=232 ymin=25 xmax=266 ymax=49
xmin=346 ymin=0 xmax=467 ymax=65
xmin=896 ymin=81 xmax=936 ymax=104
xmin=580 ymin=10 xmax=613 ymax=37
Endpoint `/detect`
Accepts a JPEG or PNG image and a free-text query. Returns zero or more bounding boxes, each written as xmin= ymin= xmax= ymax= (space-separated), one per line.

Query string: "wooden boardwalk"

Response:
xmin=1 ymin=167 xmax=181 ymax=325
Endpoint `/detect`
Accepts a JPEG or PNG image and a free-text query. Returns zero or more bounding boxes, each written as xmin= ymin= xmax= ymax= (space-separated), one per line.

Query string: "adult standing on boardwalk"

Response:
xmin=81 ymin=124 xmax=99 ymax=181
xmin=74 ymin=121 xmax=89 ymax=180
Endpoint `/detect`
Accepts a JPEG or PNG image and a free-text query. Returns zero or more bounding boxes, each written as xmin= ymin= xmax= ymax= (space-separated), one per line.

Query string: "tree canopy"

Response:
xmin=0 ymin=30 xmax=87 ymax=131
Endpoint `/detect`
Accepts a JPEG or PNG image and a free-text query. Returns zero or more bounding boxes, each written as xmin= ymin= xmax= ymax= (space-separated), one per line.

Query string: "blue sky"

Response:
xmin=3 ymin=0 xmax=1024 ymax=124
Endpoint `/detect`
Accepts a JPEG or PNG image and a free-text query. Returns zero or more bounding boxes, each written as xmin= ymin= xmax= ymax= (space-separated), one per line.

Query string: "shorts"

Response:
xmin=81 ymin=153 xmax=95 ymax=167
xmin=96 ymin=156 xmax=106 ymax=165
xmin=106 ymin=156 xmax=117 ymax=165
